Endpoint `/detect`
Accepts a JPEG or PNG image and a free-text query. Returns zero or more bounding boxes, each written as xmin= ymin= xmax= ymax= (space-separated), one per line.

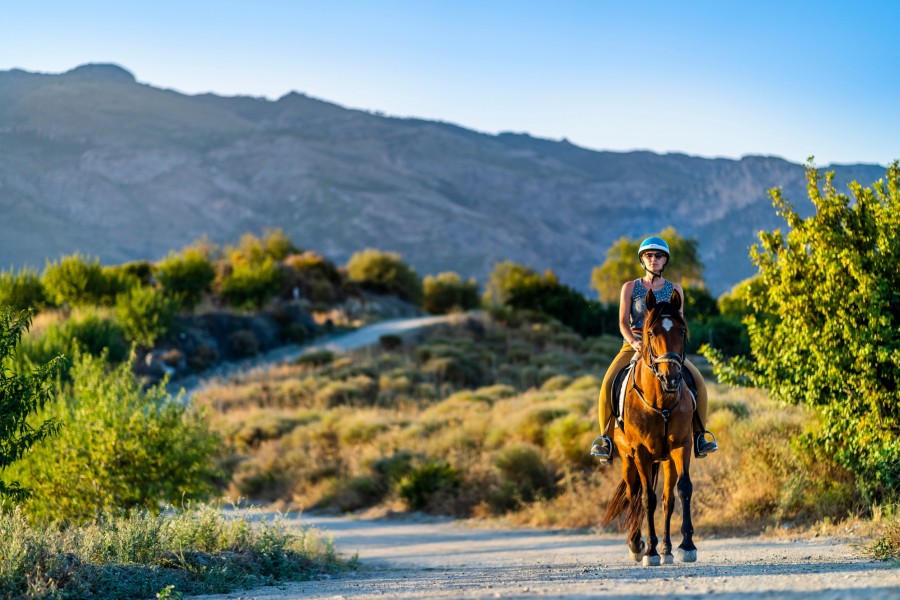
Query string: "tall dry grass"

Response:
xmin=196 ymin=313 xmax=862 ymax=533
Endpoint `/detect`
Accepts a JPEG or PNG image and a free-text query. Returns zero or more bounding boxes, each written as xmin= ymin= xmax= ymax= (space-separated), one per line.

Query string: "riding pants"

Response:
xmin=598 ymin=342 xmax=708 ymax=438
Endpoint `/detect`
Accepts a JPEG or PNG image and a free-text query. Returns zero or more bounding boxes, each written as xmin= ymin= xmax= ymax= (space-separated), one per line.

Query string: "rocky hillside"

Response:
xmin=0 ymin=63 xmax=888 ymax=294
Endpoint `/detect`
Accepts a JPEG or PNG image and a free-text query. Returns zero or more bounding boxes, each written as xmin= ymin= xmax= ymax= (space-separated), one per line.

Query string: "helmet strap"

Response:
xmin=641 ymin=257 xmax=667 ymax=282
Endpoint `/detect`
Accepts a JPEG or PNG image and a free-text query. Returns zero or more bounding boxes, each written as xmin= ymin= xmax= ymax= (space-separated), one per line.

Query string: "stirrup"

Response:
xmin=694 ymin=431 xmax=718 ymax=458
xmin=590 ymin=435 xmax=613 ymax=463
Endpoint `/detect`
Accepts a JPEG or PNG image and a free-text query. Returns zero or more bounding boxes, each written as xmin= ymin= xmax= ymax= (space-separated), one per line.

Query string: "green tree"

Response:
xmin=483 ymin=261 xmax=542 ymax=306
xmin=346 ymin=249 xmax=423 ymax=304
xmin=590 ymin=227 xmax=705 ymax=303
xmin=155 ymin=247 xmax=216 ymax=310
xmin=218 ymin=258 xmax=284 ymax=310
xmin=0 ymin=310 xmax=62 ymax=501
xmin=7 ymin=351 xmax=220 ymax=522
xmin=42 ymin=254 xmax=107 ymax=307
xmin=115 ymin=286 xmax=176 ymax=347
xmin=704 ymin=161 xmax=900 ymax=503
xmin=423 ymin=272 xmax=480 ymax=314
xmin=0 ymin=268 xmax=46 ymax=313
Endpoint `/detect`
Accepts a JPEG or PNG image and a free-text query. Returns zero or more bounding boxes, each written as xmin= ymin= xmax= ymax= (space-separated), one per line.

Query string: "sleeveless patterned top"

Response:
xmin=629 ymin=278 xmax=674 ymax=331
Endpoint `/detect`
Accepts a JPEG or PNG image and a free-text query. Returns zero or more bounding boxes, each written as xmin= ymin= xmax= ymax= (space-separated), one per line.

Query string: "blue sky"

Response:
xmin=2 ymin=1 xmax=898 ymax=165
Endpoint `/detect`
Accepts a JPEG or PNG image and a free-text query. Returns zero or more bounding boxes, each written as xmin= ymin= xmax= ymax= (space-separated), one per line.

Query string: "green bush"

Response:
xmin=398 ymin=461 xmax=461 ymax=511
xmin=155 ymin=248 xmax=216 ymax=310
xmin=0 ymin=504 xmax=341 ymax=599
xmin=7 ymin=352 xmax=221 ymax=523
xmin=705 ymin=162 xmax=900 ymax=504
xmin=0 ymin=310 xmax=62 ymax=502
xmin=346 ymin=249 xmax=423 ymax=304
xmin=42 ymin=254 xmax=110 ymax=306
xmin=219 ymin=258 xmax=284 ymax=310
xmin=15 ymin=310 xmax=129 ymax=372
xmin=115 ymin=286 xmax=176 ymax=347
xmin=0 ymin=268 xmax=46 ymax=313
xmin=492 ymin=443 xmax=558 ymax=506
xmin=423 ymin=272 xmax=480 ymax=314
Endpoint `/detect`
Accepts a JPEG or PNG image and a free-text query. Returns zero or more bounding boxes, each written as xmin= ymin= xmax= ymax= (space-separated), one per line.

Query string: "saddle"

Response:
xmin=611 ymin=359 xmax=698 ymax=429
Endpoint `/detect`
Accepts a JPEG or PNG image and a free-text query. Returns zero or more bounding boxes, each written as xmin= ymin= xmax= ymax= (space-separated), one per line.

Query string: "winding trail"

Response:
xmin=171 ymin=314 xmax=456 ymax=399
xmin=194 ymin=514 xmax=899 ymax=599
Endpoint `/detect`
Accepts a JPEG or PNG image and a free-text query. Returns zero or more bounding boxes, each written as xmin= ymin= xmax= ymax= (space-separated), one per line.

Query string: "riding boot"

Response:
xmin=694 ymin=430 xmax=718 ymax=458
xmin=590 ymin=435 xmax=614 ymax=464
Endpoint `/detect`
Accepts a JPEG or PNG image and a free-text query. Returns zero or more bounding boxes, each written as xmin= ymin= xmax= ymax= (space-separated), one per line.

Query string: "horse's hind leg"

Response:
xmin=673 ymin=447 xmax=698 ymax=563
xmin=623 ymin=457 xmax=644 ymax=562
xmin=661 ymin=459 xmax=676 ymax=564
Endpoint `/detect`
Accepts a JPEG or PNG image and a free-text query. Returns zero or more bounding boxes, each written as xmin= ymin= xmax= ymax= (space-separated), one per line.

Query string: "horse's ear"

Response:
xmin=646 ymin=289 xmax=657 ymax=312
xmin=670 ymin=288 xmax=682 ymax=311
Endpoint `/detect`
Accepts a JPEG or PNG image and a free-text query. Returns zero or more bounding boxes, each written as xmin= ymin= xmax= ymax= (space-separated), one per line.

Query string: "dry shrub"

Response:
xmin=541 ymin=375 xmax=572 ymax=391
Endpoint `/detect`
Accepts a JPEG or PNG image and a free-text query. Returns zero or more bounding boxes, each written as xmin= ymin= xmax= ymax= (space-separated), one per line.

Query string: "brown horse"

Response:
xmin=603 ymin=288 xmax=697 ymax=566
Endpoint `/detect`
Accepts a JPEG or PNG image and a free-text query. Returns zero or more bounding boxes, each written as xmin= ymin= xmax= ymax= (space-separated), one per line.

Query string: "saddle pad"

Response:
xmin=612 ymin=360 xmax=637 ymax=425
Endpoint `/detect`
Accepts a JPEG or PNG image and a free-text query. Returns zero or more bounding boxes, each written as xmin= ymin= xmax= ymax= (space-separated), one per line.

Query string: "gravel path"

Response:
xmin=192 ymin=514 xmax=899 ymax=599
xmin=171 ymin=314 xmax=455 ymax=400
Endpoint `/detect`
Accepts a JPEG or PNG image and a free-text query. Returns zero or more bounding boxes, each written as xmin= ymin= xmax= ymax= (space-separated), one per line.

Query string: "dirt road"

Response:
xmin=194 ymin=514 xmax=899 ymax=599
xmin=173 ymin=314 xmax=455 ymax=400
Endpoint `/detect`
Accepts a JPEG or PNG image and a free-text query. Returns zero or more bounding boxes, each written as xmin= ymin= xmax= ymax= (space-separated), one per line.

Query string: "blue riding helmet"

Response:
xmin=638 ymin=237 xmax=670 ymax=262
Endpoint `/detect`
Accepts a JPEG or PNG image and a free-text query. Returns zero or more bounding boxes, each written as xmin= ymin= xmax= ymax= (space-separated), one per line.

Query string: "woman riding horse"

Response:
xmin=590 ymin=236 xmax=717 ymax=462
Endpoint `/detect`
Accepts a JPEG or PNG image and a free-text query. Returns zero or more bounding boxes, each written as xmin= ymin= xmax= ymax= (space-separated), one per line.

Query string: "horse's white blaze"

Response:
xmin=662 ymin=317 xmax=674 ymax=331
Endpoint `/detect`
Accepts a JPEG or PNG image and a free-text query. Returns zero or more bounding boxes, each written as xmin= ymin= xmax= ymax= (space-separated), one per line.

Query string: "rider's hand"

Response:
xmin=630 ymin=339 xmax=642 ymax=352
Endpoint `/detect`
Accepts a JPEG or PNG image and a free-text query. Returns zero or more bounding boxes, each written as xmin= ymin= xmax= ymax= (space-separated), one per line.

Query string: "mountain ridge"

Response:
xmin=0 ymin=64 xmax=889 ymax=295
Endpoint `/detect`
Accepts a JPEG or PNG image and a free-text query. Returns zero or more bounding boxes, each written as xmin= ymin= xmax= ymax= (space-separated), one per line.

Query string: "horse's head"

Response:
xmin=643 ymin=289 xmax=688 ymax=393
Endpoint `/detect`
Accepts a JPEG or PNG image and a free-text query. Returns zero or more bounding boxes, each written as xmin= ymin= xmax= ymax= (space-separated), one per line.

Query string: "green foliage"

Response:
xmin=491 ymin=443 xmax=558 ymax=508
xmin=229 ymin=229 xmax=297 ymax=266
xmin=15 ymin=310 xmax=129 ymax=372
xmin=346 ymin=249 xmax=423 ymax=304
xmin=115 ymin=285 xmax=176 ymax=347
xmin=484 ymin=261 xmax=540 ymax=306
xmin=7 ymin=352 xmax=220 ymax=523
xmin=485 ymin=262 xmax=616 ymax=336
xmin=42 ymin=253 xmax=125 ymax=307
xmin=219 ymin=258 xmax=284 ymax=310
xmin=155 ymin=247 xmax=216 ymax=310
xmin=683 ymin=284 xmax=718 ymax=323
xmin=0 ymin=503 xmax=341 ymax=599
xmin=705 ymin=162 xmax=900 ymax=503
xmin=590 ymin=227 xmax=705 ymax=303
xmin=0 ymin=268 xmax=46 ymax=313
xmin=0 ymin=311 xmax=62 ymax=502
xmin=718 ymin=276 xmax=766 ymax=320
xmin=423 ymin=271 xmax=480 ymax=314
xmin=398 ymin=461 xmax=461 ymax=511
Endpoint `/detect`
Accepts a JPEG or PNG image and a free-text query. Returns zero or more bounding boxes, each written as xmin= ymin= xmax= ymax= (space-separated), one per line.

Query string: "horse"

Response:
xmin=602 ymin=288 xmax=698 ymax=566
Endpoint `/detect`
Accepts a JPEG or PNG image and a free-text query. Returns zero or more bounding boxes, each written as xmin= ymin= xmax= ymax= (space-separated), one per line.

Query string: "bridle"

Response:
xmin=629 ymin=310 xmax=688 ymax=459
xmin=645 ymin=317 xmax=687 ymax=394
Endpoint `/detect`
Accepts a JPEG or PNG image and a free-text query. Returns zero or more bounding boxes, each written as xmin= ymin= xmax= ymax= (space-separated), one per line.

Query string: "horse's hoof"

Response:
xmin=629 ymin=540 xmax=646 ymax=562
xmin=642 ymin=554 xmax=661 ymax=567
xmin=663 ymin=554 xmax=674 ymax=564
xmin=675 ymin=548 xmax=697 ymax=563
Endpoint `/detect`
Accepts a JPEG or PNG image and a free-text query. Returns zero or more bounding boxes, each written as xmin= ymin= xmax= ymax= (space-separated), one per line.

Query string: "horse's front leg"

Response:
xmin=637 ymin=457 xmax=660 ymax=566
xmin=673 ymin=446 xmax=697 ymax=562
xmin=661 ymin=459 xmax=676 ymax=564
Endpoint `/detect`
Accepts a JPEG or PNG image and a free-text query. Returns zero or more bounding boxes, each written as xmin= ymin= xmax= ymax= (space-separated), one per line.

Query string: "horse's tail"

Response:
xmin=602 ymin=480 xmax=630 ymax=527
xmin=605 ymin=463 xmax=661 ymax=533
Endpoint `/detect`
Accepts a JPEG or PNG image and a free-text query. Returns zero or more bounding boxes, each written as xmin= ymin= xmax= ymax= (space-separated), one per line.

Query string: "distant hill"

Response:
xmin=0 ymin=63 xmax=889 ymax=295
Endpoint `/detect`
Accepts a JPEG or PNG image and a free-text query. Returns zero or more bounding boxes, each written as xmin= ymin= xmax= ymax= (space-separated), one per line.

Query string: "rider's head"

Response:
xmin=638 ymin=236 xmax=670 ymax=274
